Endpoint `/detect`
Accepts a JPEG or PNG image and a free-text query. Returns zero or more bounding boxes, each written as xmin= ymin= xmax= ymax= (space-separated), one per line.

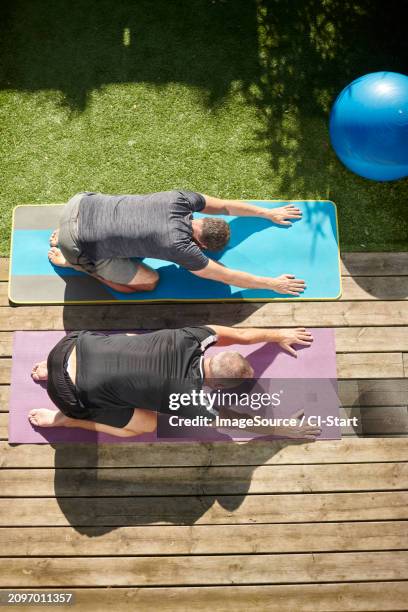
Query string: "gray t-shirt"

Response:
xmin=77 ymin=190 xmax=209 ymax=271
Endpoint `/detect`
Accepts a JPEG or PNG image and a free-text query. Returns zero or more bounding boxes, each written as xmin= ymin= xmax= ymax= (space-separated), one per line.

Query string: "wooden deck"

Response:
xmin=0 ymin=253 xmax=407 ymax=611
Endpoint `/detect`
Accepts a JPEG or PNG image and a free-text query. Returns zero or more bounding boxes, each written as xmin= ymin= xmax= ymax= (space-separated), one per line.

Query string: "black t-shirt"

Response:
xmin=77 ymin=190 xmax=209 ymax=271
xmin=74 ymin=326 xmax=218 ymax=427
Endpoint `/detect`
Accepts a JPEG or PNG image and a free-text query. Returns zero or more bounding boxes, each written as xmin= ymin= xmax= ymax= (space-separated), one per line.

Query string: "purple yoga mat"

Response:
xmin=9 ymin=329 xmax=340 ymax=444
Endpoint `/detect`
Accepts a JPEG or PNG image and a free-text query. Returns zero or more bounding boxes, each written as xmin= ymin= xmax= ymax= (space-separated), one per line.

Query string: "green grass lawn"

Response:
xmin=1 ymin=0 xmax=407 ymax=255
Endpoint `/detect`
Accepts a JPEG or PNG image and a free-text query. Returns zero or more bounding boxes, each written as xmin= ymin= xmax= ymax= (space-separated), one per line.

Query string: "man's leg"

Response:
xmin=28 ymin=407 xmax=158 ymax=438
xmin=48 ymin=247 xmax=159 ymax=293
xmin=94 ymin=261 xmax=159 ymax=293
xmin=52 ymin=195 xmax=160 ymax=293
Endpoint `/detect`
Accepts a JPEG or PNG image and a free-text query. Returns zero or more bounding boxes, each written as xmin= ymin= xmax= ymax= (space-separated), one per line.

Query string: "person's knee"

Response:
xmin=129 ymin=270 xmax=159 ymax=292
xmin=114 ymin=284 xmax=139 ymax=294
xmin=126 ymin=411 xmax=157 ymax=435
xmin=118 ymin=427 xmax=140 ymax=437
xmin=138 ymin=411 xmax=157 ymax=433
xmin=143 ymin=412 xmax=158 ymax=433
xmin=143 ymin=272 xmax=159 ymax=292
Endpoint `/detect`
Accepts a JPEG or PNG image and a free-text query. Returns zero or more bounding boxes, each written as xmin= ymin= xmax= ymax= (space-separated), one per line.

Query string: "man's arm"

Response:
xmin=208 ymin=325 xmax=313 ymax=356
xmin=192 ymin=259 xmax=306 ymax=296
xmin=202 ymin=194 xmax=302 ymax=226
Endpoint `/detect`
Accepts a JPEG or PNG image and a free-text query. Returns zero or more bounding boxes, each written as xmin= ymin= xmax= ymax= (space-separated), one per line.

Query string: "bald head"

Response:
xmin=208 ymin=351 xmax=254 ymax=387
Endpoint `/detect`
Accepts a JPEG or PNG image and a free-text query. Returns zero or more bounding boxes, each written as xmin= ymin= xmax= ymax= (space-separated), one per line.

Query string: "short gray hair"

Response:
xmin=209 ymin=351 xmax=254 ymax=387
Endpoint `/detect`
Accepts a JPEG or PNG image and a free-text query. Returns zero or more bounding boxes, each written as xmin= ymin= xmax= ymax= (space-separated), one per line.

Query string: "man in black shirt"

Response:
xmin=48 ymin=190 xmax=306 ymax=296
xmin=28 ymin=326 xmax=320 ymax=440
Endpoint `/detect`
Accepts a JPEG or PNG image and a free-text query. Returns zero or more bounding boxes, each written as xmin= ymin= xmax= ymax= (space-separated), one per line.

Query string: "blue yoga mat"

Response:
xmin=9 ymin=201 xmax=341 ymax=304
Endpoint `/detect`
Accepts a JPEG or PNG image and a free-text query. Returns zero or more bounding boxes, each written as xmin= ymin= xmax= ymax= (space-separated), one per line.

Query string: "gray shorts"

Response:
xmin=58 ymin=193 xmax=141 ymax=285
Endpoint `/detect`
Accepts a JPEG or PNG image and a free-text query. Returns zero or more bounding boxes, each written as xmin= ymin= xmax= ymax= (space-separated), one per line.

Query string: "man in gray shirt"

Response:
xmin=49 ymin=190 xmax=305 ymax=295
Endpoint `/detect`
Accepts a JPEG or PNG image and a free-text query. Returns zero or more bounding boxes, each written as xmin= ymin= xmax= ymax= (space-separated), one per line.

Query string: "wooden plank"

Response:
xmin=1 ymin=463 xmax=407 ymax=497
xmin=0 ymin=332 xmax=12 ymax=356
xmin=335 ymin=327 xmax=408 ymax=352
xmin=2 ymin=252 xmax=407 ymax=280
xmin=9 ymin=405 xmax=399 ymax=437
xmin=339 ymin=379 xmax=408 ymax=406
xmin=0 ymin=386 xmax=9 ymax=410
xmin=341 ymin=276 xmax=408 ymax=300
xmin=0 ymin=361 xmax=11 ymax=384
xmin=0 ymin=412 xmax=7 ymax=439
xmin=1 ymin=438 xmax=407 ymax=468
xmin=1 ymin=277 xmax=407 ymax=306
xmin=1 ymin=301 xmax=408 ymax=330
xmin=1 ymin=551 xmax=408 ymax=587
xmin=1 ymin=353 xmax=406 ymax=385
xmin=3 ymin=379 xmax=408 ymax=413
xmin=2 ymin=379 xmax=408 ymax=414
xmin=1 ymin=583 xmax=406 ymax=612
xmin=404 ymin=352 xmax=408 ymax=377
xmin=0 ymin=260 xmax=8 ymax=282
xmin=1 ymin=521 xmax=406 ymax=556
xmin=341 ymin=406 xmax=408 ymax=435
xmin=1 ymin=328 xmax=408 ymax=357
xmin=0 ymin=284 xmax=8 ymax=306
xmin=336 ymin=352 xmax=404 ymax=378
xmin=1 ymin=492 xmax=407 ymax=526
xmin=341 ymin=252 xmax=408 ymax=276
xmin=0 ymin=246 xmax=407 ymax=610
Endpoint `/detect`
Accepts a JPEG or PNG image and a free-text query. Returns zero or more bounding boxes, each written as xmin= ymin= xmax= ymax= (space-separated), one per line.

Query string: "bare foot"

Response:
xmin=49 ymin=229 xmax=59 ymax=247
xmin=31 ymin=361 xmax=48 ymax=382
xmin=28 ymin=408 xmax=68 ymax=428
xmin=48 ymin=247 xmax=69 ymax=267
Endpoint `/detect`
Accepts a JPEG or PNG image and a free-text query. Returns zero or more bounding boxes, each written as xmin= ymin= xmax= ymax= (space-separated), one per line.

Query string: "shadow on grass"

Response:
xmin=0 ymin=0 xmax=260 ymax=111
xmin=2 ymin=0 xmax=407 ymax=273
xmin=240 ymin=0 xmax=408 ymax=252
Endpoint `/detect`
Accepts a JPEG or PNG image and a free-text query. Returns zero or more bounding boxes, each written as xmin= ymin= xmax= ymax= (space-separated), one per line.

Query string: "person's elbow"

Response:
xmin=191 ymin=261 xmax=211 ymax=278
xmin=237 ymin=329 xmax=255 ymax=344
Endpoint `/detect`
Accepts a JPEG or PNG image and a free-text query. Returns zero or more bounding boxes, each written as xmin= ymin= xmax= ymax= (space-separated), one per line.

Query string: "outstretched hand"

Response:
xmin=269 ymin=274 xmax=306 ymax=296
xmin=277 ymin=327 xmax=313 ymax=357
xmin=274 ymin=409 xmax=322 ymax=440
xmin=267 ymin=204 xmax=302 ymax=226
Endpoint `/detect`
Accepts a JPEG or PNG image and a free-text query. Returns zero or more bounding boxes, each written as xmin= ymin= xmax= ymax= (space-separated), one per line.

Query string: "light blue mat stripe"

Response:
xmin=12 ymin=201 xmax=341 ymax=300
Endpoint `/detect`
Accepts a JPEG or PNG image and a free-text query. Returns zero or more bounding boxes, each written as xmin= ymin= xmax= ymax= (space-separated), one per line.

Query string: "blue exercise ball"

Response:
xmin=329 ymin=72 xmax=408 ymax=181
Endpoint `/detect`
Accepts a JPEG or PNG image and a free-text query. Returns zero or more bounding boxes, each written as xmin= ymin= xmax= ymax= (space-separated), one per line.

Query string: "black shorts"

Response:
xmin=46 ymin=332 xmax=134 ymax=428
